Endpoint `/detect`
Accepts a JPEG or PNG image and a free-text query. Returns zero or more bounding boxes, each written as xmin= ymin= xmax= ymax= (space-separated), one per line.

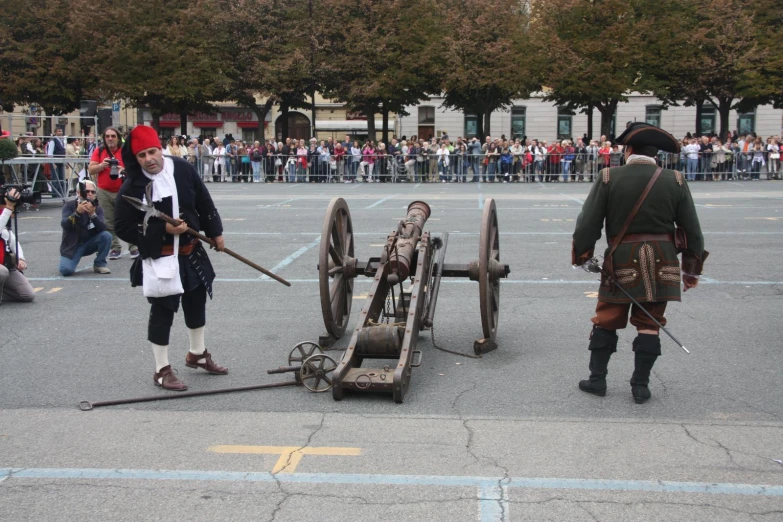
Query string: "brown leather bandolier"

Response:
xmin=602 ymin=167 xmax=663 ymax=287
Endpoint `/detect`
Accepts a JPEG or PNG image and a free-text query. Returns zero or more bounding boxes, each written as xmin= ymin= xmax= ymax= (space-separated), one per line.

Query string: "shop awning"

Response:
xmin=158 ymin=121 xmax=179 ymax=128
xmin=192 ymin=121 xmax=223 ymax=128
xmin=237 ymin=121 xmax=268 ymax=128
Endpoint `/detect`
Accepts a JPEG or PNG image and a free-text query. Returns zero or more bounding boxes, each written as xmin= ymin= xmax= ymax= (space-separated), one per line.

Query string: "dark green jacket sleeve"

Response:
xmin=572 ymin=178 xmax=607 ymax=265
xmin=675 ymin=181 xmax=709 ymax=275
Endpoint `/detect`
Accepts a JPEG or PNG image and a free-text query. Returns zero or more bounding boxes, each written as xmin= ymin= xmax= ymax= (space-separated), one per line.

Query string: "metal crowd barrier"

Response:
xmin=1 ymin=156 xmax=92 ymax=201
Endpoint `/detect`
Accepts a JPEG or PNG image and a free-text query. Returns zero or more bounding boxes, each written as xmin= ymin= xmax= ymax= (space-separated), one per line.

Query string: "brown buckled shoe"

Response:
xmin=154 ymin=365 xmax=188 ymax=391
xmin=185 ymin=350 xmax=228 ymax=375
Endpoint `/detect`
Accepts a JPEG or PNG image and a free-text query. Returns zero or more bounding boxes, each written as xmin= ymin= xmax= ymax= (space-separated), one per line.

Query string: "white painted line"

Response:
xmin=365 ymin=195 xmax=397 ymax=209
xmin=259 ymin=237 xmax=320 ymax=280
xmin=478 ymin=194 xmax=484 ymax=210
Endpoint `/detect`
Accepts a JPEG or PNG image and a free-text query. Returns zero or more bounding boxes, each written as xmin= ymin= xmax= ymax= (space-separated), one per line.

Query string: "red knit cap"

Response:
xmin=130 ymin=125 xmax=161 ymax=154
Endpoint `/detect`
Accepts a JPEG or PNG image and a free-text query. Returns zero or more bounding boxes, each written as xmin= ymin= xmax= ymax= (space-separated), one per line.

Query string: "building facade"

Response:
xmin=398 ymin=94 xmax=783 ymax=143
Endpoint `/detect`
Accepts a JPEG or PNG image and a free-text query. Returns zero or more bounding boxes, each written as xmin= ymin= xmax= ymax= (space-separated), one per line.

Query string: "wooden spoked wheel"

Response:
xmin=478 ymin=198 xmax=500 ymax=341
xmin=319 ymin=198 xmax=355 ymax=339
xmin=288 ymin=341 xmax=323 ymax=366
xmin=301 ymin=354 xmax=337 ymax=393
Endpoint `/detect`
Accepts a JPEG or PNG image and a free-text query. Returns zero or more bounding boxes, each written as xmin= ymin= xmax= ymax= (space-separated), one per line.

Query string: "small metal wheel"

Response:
xmin=300 ymin=354 xmax=338 ymax=393
xmin=319 ymin=198 xmax=355 ymax=339
xmin=288 ymin=341 xmax=323 ymax=366
xmin=478 ymin=198 xmax=501 ymax=341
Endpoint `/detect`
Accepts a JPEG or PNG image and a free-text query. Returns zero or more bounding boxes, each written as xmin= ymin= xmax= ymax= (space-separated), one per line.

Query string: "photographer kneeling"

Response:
xmin=1 ymin=188 xmax=35 ymax=303
xmin=59 ymin=181 xmax=112 ymax=276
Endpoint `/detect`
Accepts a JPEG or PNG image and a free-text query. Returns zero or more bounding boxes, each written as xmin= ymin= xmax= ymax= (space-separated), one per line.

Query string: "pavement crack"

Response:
xmin=268 ymin=412 xmax=327 ymax=522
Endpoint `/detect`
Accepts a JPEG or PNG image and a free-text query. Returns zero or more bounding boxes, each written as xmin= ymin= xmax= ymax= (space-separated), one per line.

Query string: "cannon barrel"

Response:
xmin=387 ymin=201 xmax=431 ymax=284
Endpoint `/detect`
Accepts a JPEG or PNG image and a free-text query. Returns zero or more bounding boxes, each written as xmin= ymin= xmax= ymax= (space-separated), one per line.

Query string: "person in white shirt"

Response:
xmin=436 ymin=143 xmax=450 ymax=182
xmin=46 ymin=128 xmax=67 ymax=198
xmin=684 ymin=139 xmax=701 ymax=181
xmin=212 ymin=142 xmax=226 ymax=182
xmin=0 ymin=189 xmax=35 ymax=303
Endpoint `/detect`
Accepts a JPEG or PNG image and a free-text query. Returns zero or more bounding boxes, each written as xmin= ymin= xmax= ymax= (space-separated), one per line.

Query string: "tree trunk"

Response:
xmin=253 ymin=99 xmax=274 ymax=144
xmin=310 ymin=91 xmax=317 ymax=139
xmin=180 ymin=111 xmax=188 ymax=137
xmin=280 ymin=103 xmax=289 ymax=140
xmin=365 ymin=105 xmax=376 ymax=142
xmin=586 ymin=104 xmax=594 ymax=141
xmin=381 ymin=102 xmax=389 ymax=144
xmin=597 ymin=100 xmax=617 ymax=141
xmin=717 ymin=98 xmax=732 ymax=142
xmin=151 ymin=111 xmax=161 ymax=132
xmin=482 ymin=108 xmax=493 ymax=142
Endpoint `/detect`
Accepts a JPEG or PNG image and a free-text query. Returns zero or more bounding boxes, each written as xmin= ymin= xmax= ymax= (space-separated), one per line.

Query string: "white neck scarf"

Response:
xmin=626 ymin=154 xmax=657 ymax=165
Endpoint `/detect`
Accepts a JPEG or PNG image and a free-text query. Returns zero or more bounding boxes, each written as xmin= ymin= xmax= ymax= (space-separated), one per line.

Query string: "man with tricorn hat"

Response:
xmin=114 ymin=125 xmax=228 ymax=391
xmin=572 ymin=122 xmax=709 ymax=403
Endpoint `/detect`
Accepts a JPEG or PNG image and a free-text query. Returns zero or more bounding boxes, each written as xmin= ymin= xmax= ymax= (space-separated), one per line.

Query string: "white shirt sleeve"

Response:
xmin=47 ymin=140 xmax=55 ymax=156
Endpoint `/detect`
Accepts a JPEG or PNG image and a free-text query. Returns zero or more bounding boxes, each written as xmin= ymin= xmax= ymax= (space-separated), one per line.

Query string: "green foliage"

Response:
xmin=0 ymin=1 xmax=91 ymax=116
xmin=438 ymin=0 xmax=535 ymax=140
xmin=0 ymin=139 xmax=18 ymax=162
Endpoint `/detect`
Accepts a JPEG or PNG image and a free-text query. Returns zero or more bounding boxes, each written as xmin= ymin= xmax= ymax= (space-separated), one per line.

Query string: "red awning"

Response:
xmin=158 ymin=121 xmax=179 ymax=128
xmin=192 ymin=121 xmax=223 ymax=128
xmin=237 ymin=121 xmax=268 ymax=129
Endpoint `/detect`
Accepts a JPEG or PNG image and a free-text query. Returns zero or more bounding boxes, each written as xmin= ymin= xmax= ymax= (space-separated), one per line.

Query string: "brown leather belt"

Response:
xmin=608 ymin=233 xmax=674 ymax=244
xmin=161 ymin=242 xmax=196 ymax=256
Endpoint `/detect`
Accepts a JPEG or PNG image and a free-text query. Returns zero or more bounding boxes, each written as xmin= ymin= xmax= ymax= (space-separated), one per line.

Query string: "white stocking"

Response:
xmin=151 ymin=343 xmax=170 ymax=374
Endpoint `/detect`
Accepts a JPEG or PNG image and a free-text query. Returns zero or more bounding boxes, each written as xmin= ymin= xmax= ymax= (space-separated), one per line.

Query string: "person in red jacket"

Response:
xmin=88 ymin=127 xmax=138 ymax=260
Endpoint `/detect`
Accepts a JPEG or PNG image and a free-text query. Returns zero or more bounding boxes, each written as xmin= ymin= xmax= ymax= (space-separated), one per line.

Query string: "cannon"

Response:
xmin=317 ymin=197 xmax=510 ymax=403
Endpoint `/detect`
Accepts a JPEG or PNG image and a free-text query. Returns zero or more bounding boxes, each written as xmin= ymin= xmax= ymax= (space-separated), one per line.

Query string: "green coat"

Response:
xmin=572 ymin=159 xmax=708 ymax=304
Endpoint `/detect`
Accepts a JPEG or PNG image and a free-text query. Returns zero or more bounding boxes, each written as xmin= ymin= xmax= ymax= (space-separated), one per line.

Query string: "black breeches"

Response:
xmin=147 ymin=285 xmax=207 ymax=345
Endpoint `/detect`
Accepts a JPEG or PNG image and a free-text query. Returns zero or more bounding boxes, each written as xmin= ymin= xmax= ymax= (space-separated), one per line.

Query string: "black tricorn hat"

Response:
xmin=615 ymin=122 xmax=680 ymax=153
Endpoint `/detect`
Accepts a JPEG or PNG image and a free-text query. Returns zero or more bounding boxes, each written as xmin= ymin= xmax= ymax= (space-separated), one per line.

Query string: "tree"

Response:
xmin=320 ymin=0 xmax=438 ymax=142
xmin=0 ymin=2 xmax=92 ymax=132
xmin=71 ymin=0 xmax=229 ymax=132
xmin=212 ymin=0 xmax=316 ymax=143
xmin=530 ymin=0 xmax=656 ymax=140
xmin=648 ymin=0 xmax=765 ymax=139
xmin=437 ymin=0 xmax=535 ymax=142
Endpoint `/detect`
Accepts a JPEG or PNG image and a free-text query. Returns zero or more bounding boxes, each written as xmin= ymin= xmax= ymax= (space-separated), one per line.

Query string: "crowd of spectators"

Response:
xmin=9 ymin=129 xmax=783 ymax=188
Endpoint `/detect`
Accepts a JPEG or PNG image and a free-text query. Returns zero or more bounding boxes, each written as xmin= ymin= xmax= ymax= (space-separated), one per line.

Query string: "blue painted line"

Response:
xmin=561 ymin=194 xmax=584 ymax=205
xmin=2 ymin=468 xmax=782 ymax=498
xmin=259 ymin=237 xmax=320 ymax=280
xmin=479 ymin=483 xmax=507 ymax=522
xmin=478 ymin=194 xmax=484 ymax=210
xmin=365 ymin=195 xmax=396 ymax=209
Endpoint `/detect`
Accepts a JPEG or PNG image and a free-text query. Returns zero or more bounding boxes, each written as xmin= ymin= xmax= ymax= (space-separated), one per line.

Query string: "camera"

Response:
xmin=78 ymin=182 xmax=99 ymax=206
xmin=1 ymin=184 xmax=42 ymax=206
xmin=106 ymin=158 xmax=123 ymax=180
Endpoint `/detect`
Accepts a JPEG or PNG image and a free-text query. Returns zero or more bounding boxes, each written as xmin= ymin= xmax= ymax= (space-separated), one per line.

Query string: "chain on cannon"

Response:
xmin=316 ymin=198 xmax=511 ymax=403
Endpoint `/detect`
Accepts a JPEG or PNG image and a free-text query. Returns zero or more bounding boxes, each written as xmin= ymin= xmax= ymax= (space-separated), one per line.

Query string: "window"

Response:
xmin=557 ymin=108 xmax=573 ymax=140
xmin=511 ymin=107 xmax=526 ymax=140
xmin=242 ymin=129 xmax=258 ymax=143
xmin=737 ymin=111 xmax=755 ymax=135
xmin=464 ymin=114 xmax=479 ymax=139
xmin=645 ymin=106 xmax=662 ymax=128
xmin=699 ymin=106 xmax=716 ymax=136
xmin=418 ymin=107 xmax=435 ymax=124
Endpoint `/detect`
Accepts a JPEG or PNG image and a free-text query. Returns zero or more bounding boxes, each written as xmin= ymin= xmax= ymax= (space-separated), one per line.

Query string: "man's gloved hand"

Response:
xmin=683 ymin=274 xmax=699 ymax=292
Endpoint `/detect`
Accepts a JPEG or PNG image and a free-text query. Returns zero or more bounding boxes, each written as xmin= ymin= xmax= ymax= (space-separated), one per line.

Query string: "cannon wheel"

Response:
xmin=301 ymin=354 xmax=338 ymax=393
xmin=288 ymin=341 xmax=323 ymax=366
xmin=479 ymin=198 xmax=500 ymax=341
xmin=319 ymin=198 xmax=355 ymax=339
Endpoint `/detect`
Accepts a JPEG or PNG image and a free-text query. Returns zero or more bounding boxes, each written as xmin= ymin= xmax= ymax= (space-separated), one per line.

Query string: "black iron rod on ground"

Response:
xmin=79 ymin=381 xmax=298 ymax=410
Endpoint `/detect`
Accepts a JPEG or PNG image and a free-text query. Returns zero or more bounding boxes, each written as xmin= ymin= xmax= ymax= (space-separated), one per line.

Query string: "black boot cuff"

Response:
xmin=632 ymin=333 xmax=662 ymax=356
xmin=589 ymin=326 xmax=618 ymax=353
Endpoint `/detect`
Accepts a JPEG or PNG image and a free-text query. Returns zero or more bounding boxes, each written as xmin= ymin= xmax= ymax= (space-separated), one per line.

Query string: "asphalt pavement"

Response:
xmin=1 ymin=178 xmax=782 ymax=521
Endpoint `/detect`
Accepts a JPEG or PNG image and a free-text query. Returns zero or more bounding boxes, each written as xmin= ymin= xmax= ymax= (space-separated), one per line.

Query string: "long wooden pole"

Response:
xmin=156 ymin=212 xmax=292 ymax=287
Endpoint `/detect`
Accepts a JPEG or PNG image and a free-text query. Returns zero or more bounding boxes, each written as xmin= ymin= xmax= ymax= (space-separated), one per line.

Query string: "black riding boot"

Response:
xmin=630 ymin=334 xmax=661 ymax=404
xmin=578 ymin=327 xmax=618 ymax=396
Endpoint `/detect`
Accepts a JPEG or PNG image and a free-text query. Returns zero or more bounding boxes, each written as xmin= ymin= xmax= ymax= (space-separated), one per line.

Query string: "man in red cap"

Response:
xmin=115 ymin=125 xmax=228 ymax=391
